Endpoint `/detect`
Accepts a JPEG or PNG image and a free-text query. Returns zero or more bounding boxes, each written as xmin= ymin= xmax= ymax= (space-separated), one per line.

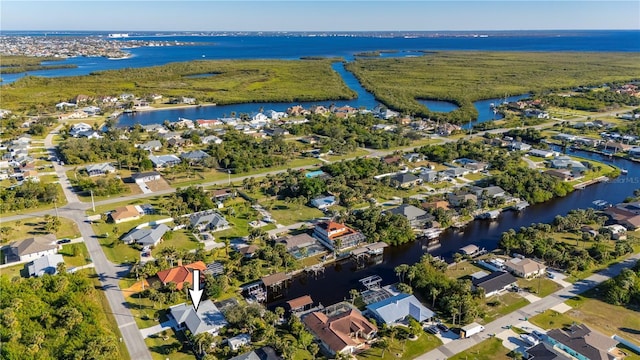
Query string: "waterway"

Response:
xmin=269 ymin=149 xmax=640 ymax=308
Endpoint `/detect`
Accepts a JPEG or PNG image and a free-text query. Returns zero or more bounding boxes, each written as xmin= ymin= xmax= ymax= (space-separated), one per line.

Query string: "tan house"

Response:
xmin=303 ymin=306 xmax=377 ymax=356
xmin=504 ymin=257 xmax=546 ymax=278
xmin=109 ymin=205 xmax=142 ymax=224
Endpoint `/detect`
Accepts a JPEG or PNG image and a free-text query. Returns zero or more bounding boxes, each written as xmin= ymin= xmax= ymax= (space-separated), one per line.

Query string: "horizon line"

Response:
xmin=3 ymin=28 xmax=640 ymax=32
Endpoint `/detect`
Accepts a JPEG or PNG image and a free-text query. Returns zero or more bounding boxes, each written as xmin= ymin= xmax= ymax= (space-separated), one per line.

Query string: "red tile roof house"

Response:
xmin=313 ymin=221 xmax=366 ymax=252
xmin=302 ymin=306 xmax=377 ymax=357
xmin=156 ymin=261 xmax=207 ymax=290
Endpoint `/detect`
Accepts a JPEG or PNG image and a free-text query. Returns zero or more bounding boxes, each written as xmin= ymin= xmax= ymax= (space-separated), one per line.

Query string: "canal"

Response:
xmin=270 ymin=150 xmax=639 ymax=308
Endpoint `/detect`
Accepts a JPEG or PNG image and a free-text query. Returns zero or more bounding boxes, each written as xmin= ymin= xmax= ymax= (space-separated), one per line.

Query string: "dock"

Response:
xmin=574 ymin=176 xmax=608 ymax=190
xmin=510 ymin=200 xmax=530 ymax=211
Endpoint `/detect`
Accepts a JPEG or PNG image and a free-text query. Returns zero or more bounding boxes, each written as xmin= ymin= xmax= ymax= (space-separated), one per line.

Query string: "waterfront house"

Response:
xmin=504 ymin=257 xmax=546 ymax=278
xmin=302 ymin=304 xmax=377 ymax=356
xmin=157 ymin=261 xmax=206 ymax=290
xmin=604 ymin=207 xmax=640 ymax=230
xmin=8 ymin=234 xmax=59 ymax=262
xmin=109 ymin=205 xmax=143 ymax=224
xmin=131 ymin=171 xmax=161 ymax=184
xmin=448 ymin=192 xmax=478 ymax=207
xmin=422 ymin=200 xmax=451 ymax=211
xmin=366 ymin=293 xmax=435 ymax=325
xmin=545 ymin=169 xmax=573 ymax=181
xmin=85 ymin=162 xmax=116 ymax=176
xmin=277 ymin=233 xmax=317 ymax=252
xmin=529 ymin=148 xmax=557 ymax=158
xmin=313 ymin=221 xmax=365 ymax=251
xmin=121 ymin=224 xmax=169 ymax=247
xmin=170 ymin=300 xmax=227 ymax=336
xmin=550 ymin=156 xmax=588 ymax=173
xmin=628 ymin=147 xmax=640 ymax=158
xmin=196 ymin=119 xmax=222 ymax=128
xmin=615 ymin=201 xmax=640 ymax=215
xmin=310 ymin=195 xmax=337 ymax=210
xmin=545 ymin=324 xmax=620 ymax=360
xmin=469 ymin=185 xmax=506 ymax=199
xmin=471 ymin=271 xmax=517 ymax=297
xmin=386 ymin=204 xmax=433 ymax=228
xmin=149 ymin=154 xmax=181 ymax=168
xmin=27 ymin=253 xmax=65 ymax=277
xmin=389 ymin=172 xmax=421 ymax=188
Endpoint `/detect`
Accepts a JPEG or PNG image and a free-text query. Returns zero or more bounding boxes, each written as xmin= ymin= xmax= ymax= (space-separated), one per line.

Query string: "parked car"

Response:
xmin=547 ymin=272 xmax=555 ymax=279
xmin=531 ymin=330 xmax=545 ymax=340
xmin=57 ymin=238 xmax=71 ymax=244
xmin=426 ymin=326 xmax=439 ymax=334
xmin=437 ymin=323 xmax=450 ymax=332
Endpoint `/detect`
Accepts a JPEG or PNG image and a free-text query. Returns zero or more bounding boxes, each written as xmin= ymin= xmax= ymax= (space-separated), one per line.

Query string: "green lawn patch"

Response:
xmin=263 ymin=200 xmax=324 ymax=226
xmin=448 ymin=338 xmax=511 ymax=360
xmin=445 ymin=263 xmax=485 ymax=279
xmin=0 ymin=216 xmax=80 ymax=244
xmin=0 ymin=263 xmax=28 ymax=280
xmin=145 ymin=329 xmax=193 ymax=360
xmin=151 ymin=230 xmax=202 ymax=258
xmin=529 ymin=310 xmax=576 ymax=330
xmin=58 ymin=242 xmax=91 ymax=267
xmin=482 ymin=292 xmax=530 ymax=324
xmin=357 ymin=333 xmax=441 ymax=360
xmin=517 ymin=278 xmax=562 ymax=297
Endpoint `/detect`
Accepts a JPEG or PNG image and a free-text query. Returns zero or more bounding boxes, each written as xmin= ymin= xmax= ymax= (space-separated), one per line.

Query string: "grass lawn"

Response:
xmin=145 ymin=329 xmax=193 ymax=360
xmin=445 ymin=263 xmax=485 ymax=279
xmin=565 ymin=289 xmax=640 ymax=346
xmin=482 ymin=292 xmax=530 ymax=324
xmin=151 ymin=230 xmax=202 ymax=258
xmin=263 ymin=200 xmax=324 ymax=226
xmin=448 ymin=338 xmax=511 ymax=360
xmin=463 ymin=172 xmax=487 ymax=181
xmin=99 ymin=238 xmax=142 ymax=264
xmin=529 ymin=310 xmax=577 ymax=330
xmin=58 ymin=242 xmax=91 ymax=267
xmin=0 ymin=216 xmax=80 ymax=243
xmin=357 ymin=333 xmax=441 ymax=360
xmin=323 ymin=148 xmax=371 ymax=162
xmin=517 ymin=278 xmax=562 ymax=298
xmin=0 ymin=182 xmax=66 ymax=217
xmin=0 ymin=263 xmax=28 ymax=279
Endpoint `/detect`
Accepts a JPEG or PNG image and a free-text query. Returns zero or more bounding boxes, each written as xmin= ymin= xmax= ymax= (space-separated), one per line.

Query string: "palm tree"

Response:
xmin=349 ymin=289 xmax=359 ymax=304
xmin=194 ymin=332 xmax=215 ymax=355
xmin=429 ymin=287 xmax=440 ymax=308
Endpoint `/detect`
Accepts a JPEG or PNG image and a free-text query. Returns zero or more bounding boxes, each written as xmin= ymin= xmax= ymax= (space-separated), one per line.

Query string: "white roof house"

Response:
xmin=366 ymin=293 xmax=435 ymax=325
xmin=28 ymin=253 xmax=65 ymax=277
xmin=170 ymin=300 xmax=228 ymax=336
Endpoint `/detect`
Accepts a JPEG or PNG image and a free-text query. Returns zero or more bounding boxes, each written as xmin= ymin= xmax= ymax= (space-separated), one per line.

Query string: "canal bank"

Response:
xmin=268 ymin=149 xmax=639 ymax=309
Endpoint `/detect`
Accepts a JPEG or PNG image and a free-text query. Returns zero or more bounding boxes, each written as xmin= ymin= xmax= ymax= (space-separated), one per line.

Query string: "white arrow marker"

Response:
xmin=188 ymin=269 xmax=203 ymax=312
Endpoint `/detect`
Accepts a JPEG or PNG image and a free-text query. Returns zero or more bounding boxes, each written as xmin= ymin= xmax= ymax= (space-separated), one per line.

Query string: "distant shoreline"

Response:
xmin=132 ymin=103 xmax=218 ymax=113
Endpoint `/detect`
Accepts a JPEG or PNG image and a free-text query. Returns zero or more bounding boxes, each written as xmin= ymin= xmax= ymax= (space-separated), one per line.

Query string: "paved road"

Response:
xmin=416 ymin=252 xmax=640 ymax=360
xmin=41 ymin=127 xmax=152 ymax=360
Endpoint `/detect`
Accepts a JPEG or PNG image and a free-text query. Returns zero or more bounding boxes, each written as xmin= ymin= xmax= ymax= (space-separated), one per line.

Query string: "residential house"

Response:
xmin=228 ymin=334 xmax=252 ymax=351
xmin=229 ymin=346 xmax=281 ymax=360
xmin=131 ymin=171 xmax=162 ymax=184
xmin=599 ymin=141 xmax=631 ymax=153
xmin=469 ymin=185 xmax=506 ymax=199
xmin=615 ymin=201 xmax=640 ymax=215
xmin=471 ymin=271 xmax=517 ymax=297
xmin=529 ymin=149 xmax=557 ymax=158
xmin=180 ymin=150 xmax=210 ymax=164
xmin=202 ymin=135 xmax=223 ymax=145
xmin=138 ymin=140 xmax=162 ymax=152
xmin=109 ymin=205 xmax=143 ymax=224
xmin=264 ymin=127 xmax=289 ymax=137
xmin=167 ymin=138 xmax=191 ymax=148
xmin=550 ymin=156 xmax=588 ymax=173
xmin=157 ymin=261 xmax=207 ymax=290
xmin=310 ymin=195 xmax=337 ymax=210
xmin=309 ymin=105 xmax=329 ymax=115
xmin=604 ymin=207 xmax=640 ymax=230
xmin=169 ymin=300 xmax=227 ymax=336
xmin=524 ymin=109 xmax=550 ymax=119
xmin=382 ymin=155 xmax=402 ymax=165
xmin=464 ymin=161 xmax=489 ymax=173
xmin=121 ymin=224 xmax=170 ymax=247
xmin=141 ymin=124 xmax=168 ymax=133
xmin=264 ymin=110 xmax=287 ymax=120
xmin=196 ymin=119 xmax=222 ymax=128
xmin=239 ymin=245 xmax=260 ymax=258
xmin=366 ymin=293 xmax=435 ymax=325
xmin=504 ymin=257 xmax=546 ymax=278
xmin=386 ymin=204 xmax=433 ymax=228
xmin=546 ymin=324 xmax=620 ymax=360
xmin=27 ymin=253 xmax=65 ymax=277
xmin=602 ymin=224 xmax=628 ymax=240
xmin=9 ymin=234 xmax=59 ymax=262
xmin=189 ymin=211 xmax=230 ymax=232
xmin=441 ymin=167 xmax=469 ymax=178
xmin=510 ymin=141 xmax=532 ymax=151
xmin=448 ymin=193 xmax=478 ymax=207
xmin=287 ymin=105 xmax=310 ymax=117
xmin=149 ymin=154 xmax=181 ymax=168
xmin=422 ymin=200 xmax=451 ymax=211
xmin=277 ymin=233 xmax=316 ymax=252
xmin=212 ymin=188 xmax=234 ymax=202
xmin=525 ymin=343 xmax=572 ymax=360
xmin=181 ymin=97 xmax=197 ymax=105
xmin=545 ymin=169 xmax=574 ymax=181
xmin=56 ymin=101 xmax=77 ymax=109
xmin=85 ymin=163 xmax=116 ymax=176
xmin=419 ymin=169 xmax=439 ymax=183
xmin=628 ymin=147 xmax=640 ymax=158
xmin=303 ymin=305 xmax=377 ymax=356
xmin=69 ymin=122 xmax=93 ymax=137
xmin=313 ymin=221 xmax=366 ymax=251
xmin=389 ymin=173 xmax=421 ymax=188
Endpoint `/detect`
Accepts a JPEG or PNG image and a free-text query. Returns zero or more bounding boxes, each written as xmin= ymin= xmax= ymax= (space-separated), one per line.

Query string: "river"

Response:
xmin=269 ymin=149 xmax=639 ymax=308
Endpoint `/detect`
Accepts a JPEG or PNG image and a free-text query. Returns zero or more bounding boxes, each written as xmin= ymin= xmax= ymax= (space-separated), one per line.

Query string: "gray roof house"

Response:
xmin=469 ymin=185 xmax=506 ymax=198
xmin=386 ymin=204 xmax=433 ymax=228
xmin=170 ymin=300 xmax=228 ymax=336
xmin=180 ymin=150 xmax=210 ymax=163
xmin=448 ymin=193 xmax=478 ymax=207
xmin=366 ymin=293 xmax=435 ymax=325
xmin=85 ymin=163 xmax=116 ymax=176
xmin=9 ymin=234 xmax=60 ymax=262
xmin=230 ymin=347 xmax=281 ymax=360
xmin=310 ymin=195 xmax=337 ymax=210
xmin=138 ymin=140 xmax=162 ymax=152
xmin=550 ymin=156 xmax=588 ymax=173
xmin=389 ymin=173 xmax=421 ymax=188
xmin=121 ymin=224 xmax=170 ymax=247
xmin=419 ymin=169 xmax=439 ymax=183
xmin=149 ymin=154 xmax=181 ymax=168
xmin=277 ymin=233 xmax=317 ymax=251
xmin=472 ymin=271 xmax=517 ymax=297
xmin=510 ymin=141 xmax=532 ymax=151
xmin=189 ymin=211 xmax=230 ymax=232
xmin=441 ymin=167 xmax=469 ymax=178
xmin=546 ymin=324 xmax=619 ymax=360
xmin=27 ymin=253 xmax=65 ymax=277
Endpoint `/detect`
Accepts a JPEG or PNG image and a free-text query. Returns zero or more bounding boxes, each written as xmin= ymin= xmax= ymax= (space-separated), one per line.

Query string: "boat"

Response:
xmin=108 ymin=33 xmax=129 ymax=38
xmin=421 ymin=228 xmax=443 ymax=240
xmin=621 ymin=168 xmax=628 ymax=174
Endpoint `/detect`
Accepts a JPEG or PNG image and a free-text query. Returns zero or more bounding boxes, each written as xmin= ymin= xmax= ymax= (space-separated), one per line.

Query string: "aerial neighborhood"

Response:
xmin=1 ymin=32 xmax=640 ymax=360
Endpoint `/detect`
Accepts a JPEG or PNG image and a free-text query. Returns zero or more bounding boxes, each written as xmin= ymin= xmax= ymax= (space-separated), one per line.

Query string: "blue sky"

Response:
xmin=2 ymin=1 xmax=639 ymax=31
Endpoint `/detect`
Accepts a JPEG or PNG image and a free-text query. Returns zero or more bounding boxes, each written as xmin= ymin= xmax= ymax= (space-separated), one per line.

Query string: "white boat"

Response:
xmin=621 ymin=169 xmax=628 ymax=174
xmin=422 ymin=228 xmax=443 ymax=240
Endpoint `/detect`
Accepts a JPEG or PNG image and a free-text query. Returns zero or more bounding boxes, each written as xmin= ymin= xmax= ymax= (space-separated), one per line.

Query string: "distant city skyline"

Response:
xmin=2 ymin=1 xmax=639 ymax=32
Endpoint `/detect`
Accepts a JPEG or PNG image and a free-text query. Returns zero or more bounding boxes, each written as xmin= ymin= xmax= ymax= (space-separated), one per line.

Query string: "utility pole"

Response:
xmin=228 ymin=169 xmax=231 ymax=186
xmin=90 ymin=190 xmax=95 ymax=212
